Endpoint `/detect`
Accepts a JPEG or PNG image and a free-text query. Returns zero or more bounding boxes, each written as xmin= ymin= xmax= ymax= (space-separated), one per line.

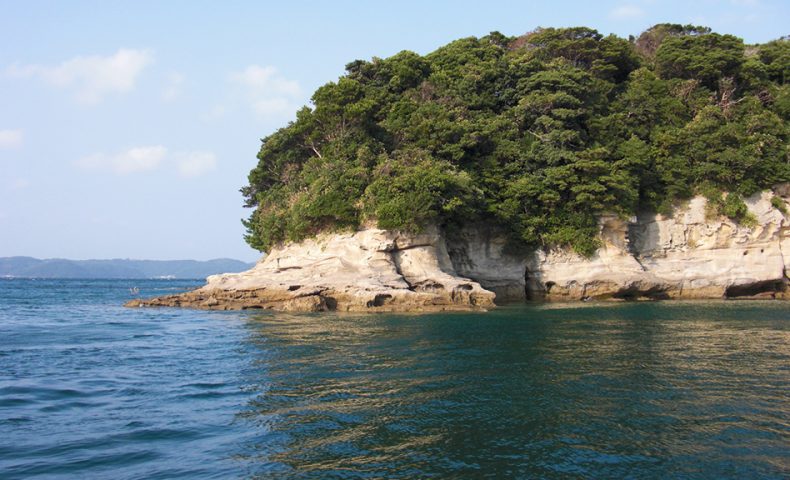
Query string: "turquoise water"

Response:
xmin=0 ymin=279 xmax=788 ymax=479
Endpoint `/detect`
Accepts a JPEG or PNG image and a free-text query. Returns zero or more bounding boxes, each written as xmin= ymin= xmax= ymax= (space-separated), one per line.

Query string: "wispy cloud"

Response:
xmin=75 ymin=146 xmax=167 ymax=174
xmin=175 ymin=151 xmax=216 ymax=177
xmin=200 ymin=104 xmax=227 ymax=122
xmin=7 ymin=49 xmax=153 ymax=104
xmin=11 ymin=178 xmax=30 ymax=190
xmin=609 ymin=4 xmax=645 ymax=19
xmin=228 ymin=65 xmax=301 ymax=118
xmin=162 ymin=72 xmax=185 ymax=102
xmin=75 ymin=146 xmax=216 ymax=177
xmin=252 ymin=97 xmax=293 ymax=117
xmin=0 ymin=129 xmax=23 ymax=149
xmin=230 ymin=65 xmax=300 ymax=96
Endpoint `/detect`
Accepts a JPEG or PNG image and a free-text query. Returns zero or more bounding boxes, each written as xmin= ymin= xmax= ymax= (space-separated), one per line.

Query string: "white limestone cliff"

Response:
xmin=450 ymin=190 xmax=790 ymax=301
xmin=128 ymin=188 xmax=790 ymax=312
xmin=127 ymin=226 xmax=495 ymax=312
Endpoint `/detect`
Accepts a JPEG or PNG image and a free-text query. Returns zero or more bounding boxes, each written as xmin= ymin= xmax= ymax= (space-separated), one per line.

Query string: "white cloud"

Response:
xmin=609 ymin=4 xmax=645 ymax=19
xmin=11 ymin=178 xmax=30 ymax=189
xmin=75 ymin=146 xmax=216 ymax=177
xmin=7 ymin=49 xmax=153 ymax=104
xmin=75 ymin=145 xmax=167 ymax=174
xmin=200 ymin=104 xmax=227 ymax=122
xmin=253 ymin=98 xmax=293 ymax=116
xmin=0 ymin=129 xmax=23 ymax=148
xmin=175 ymin=151 xmax=216 ymax=177
xmin=162 ymin=72 xmax=184 ymax=101
xmin=228 ymin=64 xmax=301 ymax=118
xmin=230 ymin=65 xmax=300 ymax=96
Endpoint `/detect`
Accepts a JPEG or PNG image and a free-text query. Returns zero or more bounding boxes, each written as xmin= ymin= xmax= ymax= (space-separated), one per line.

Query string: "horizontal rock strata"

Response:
xmin=449 ymin=190 xmax=790 ymax=302
xmin=129 ymin=189 xmax=790 ymax=312
xmin=126 ymin=228 xmax=495 ymax=312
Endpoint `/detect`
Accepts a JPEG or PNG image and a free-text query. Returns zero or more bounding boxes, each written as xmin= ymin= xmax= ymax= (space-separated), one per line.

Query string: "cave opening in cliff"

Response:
xmin=523 ymin=267 xmax=529 ymax=301
xmin=724 ymin=280 xmax=784 ymax=299
xmin=524 ymin=267 xmax=543 ymax=301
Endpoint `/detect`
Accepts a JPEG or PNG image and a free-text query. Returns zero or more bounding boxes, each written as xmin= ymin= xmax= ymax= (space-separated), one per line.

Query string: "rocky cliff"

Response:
xmin=126 ymin=227 xmax=495 ymax=312
xmin=451 ymin=189 xmax=790 ymax=301
xmin=128 ymin=189 xmax=790 ymax=312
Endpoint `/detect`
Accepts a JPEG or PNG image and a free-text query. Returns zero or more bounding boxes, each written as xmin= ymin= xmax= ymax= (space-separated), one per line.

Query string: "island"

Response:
xmin=128 ymin=25 xmax=790 ymax=312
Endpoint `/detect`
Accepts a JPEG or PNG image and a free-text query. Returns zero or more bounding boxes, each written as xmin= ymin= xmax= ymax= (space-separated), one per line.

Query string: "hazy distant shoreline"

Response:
xmin=0 ymin=256 xmax=255 ymax=279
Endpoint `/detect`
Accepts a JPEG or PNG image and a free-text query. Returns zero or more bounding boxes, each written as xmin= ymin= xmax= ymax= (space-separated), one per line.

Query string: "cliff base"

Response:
xmin=128 ymin=190 xmax=790 ymax=312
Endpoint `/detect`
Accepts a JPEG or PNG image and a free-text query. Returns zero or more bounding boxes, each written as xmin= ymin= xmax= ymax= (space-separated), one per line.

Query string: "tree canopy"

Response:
xmin=242 ymin=25 xmax=790 ymax=256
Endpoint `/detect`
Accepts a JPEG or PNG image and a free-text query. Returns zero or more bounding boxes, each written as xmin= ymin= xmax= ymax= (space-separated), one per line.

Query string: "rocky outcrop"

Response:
xmin=448 ymin=190 xmax=790 ymax=301
xmin=126 ymin=227 xmax=495 ymax=312
xmin=129 ymin=189 xmax=790 ymax=312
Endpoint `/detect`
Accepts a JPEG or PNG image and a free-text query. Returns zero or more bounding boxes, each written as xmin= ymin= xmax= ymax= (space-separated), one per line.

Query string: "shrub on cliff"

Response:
xmin=242 ymin=26 xmax=790 ymax=255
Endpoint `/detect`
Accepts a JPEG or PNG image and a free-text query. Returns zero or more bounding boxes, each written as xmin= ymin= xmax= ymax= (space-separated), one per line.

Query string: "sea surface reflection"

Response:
xmin=233 ymin=303 xmax=790 ymax=478
xmin=0 ymin=280 xmax=788 ymax=479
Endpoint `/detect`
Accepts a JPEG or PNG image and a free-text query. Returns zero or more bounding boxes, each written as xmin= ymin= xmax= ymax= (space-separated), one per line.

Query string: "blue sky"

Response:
xmin=1 ymin=0 xmax=787 ymax=261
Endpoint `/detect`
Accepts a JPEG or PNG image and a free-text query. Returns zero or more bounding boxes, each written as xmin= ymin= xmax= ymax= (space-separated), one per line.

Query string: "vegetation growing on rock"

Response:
xmin=242 ymin=25 xmax=790 ymax=256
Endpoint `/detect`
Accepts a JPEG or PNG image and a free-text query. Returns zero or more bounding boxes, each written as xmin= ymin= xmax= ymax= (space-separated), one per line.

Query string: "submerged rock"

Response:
xmin=128 ymin=189 xmax=790 ymax=312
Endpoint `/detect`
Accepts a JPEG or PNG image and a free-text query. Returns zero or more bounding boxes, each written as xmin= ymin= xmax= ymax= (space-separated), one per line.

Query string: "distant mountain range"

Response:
xmin=0 ymin=257 xmax=257 ymax=279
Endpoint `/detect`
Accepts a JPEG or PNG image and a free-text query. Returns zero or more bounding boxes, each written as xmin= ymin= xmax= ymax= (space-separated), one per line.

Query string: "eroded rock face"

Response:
xmin=126 ymin=227 xmax=496 ymax=312
xmin=129 ymin=189 xmax=790 ymax=312
xmin=447 ymin=190 xmax=790 ymax=301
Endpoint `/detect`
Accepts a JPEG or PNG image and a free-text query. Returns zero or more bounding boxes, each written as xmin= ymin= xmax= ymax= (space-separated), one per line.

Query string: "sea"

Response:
xmin=0 ymin=278 xmax=788 ymax=479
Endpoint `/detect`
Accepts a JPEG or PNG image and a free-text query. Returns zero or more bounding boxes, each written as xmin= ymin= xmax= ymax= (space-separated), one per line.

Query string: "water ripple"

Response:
xmin=0 ymin=281 xmax=788 ymax=478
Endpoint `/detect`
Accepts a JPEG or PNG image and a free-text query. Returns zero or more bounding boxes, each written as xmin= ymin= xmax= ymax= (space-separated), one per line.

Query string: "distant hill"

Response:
xmin=0 ymin=257 xmax=257 ymax=279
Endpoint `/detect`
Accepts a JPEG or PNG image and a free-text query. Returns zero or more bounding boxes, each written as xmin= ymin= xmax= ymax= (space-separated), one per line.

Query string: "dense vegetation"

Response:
xmin=242 ymin=25 xmax=790 ymax=255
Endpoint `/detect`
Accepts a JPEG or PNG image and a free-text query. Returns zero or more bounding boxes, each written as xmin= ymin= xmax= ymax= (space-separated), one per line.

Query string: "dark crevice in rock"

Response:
xmin=451 ymin=283 xmax=478 ymax=304
xmin=412 ymin=280 xmax=445 ymax=292
xmin=393 ymin=242 xmax=433 ymax=251
xmin=446 ymin=245 xmax=475 ymax=273
xmin=379 ymin=243 xmax=433 ymax=253
xmin=323 ymin=296 xmax=338 ymax=310
xmin=274 ymin=266 xmax=302 ymax=273
xmin=624 ymin=217 xmax=651 ymax=271
xmin=390 ymin=250 xmax=415 ymax=291
xmin=524 ymin=267 xmax=530 ymax=300
xmin=725 ymin=280 xmax=784 ymax=298
xmin=366 ymin=294 xmax=393 ymax=307
xmin=523 ymin=267 xmax=545 ymax=301
xmin=612 ymin=286 xmax=669 ymax=300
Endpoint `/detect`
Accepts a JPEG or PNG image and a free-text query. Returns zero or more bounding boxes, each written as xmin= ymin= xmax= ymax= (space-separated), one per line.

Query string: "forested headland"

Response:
xmin=241 ymin=25 xmax=790 ymax=256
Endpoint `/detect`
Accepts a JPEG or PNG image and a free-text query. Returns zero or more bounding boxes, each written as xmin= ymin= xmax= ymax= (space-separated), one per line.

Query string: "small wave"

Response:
xmin=39 ymin=401 xmax=109 ymax=413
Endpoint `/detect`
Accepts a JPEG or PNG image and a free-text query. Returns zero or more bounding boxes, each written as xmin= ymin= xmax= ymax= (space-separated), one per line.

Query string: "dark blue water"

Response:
xmin=1 ymin=279 xmax=788 ymax=479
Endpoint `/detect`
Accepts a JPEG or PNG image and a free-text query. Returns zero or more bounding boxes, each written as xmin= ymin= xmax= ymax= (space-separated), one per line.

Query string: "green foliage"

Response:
xmin=771 ymin=195 xmax=787 ymax=213
xmin=241 ymin=25 xmax=790 ymax=256
xmin=364 ymin=150 xmax=478 ymax=232
xmin=655 ymin=33 xmax=744 ymax=88
xmin=758 ymin=38 xmax=790 ymax=84
xmin=703 ymin=189 xmax=758 ymax=226
xmin=723 ymin=194 xmax=757 ymax=227
xmin=513 ymin=27 xmax=640 ymax=82
xmin=635 ymin=23 xmax=711 ymax=59
xmin=771 ymin=84 xmax=790 ymax=120
xmin=651 ymin=100 xmax=789 ymax=201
